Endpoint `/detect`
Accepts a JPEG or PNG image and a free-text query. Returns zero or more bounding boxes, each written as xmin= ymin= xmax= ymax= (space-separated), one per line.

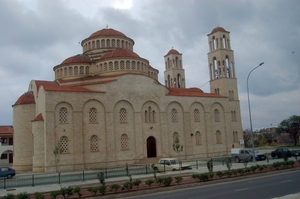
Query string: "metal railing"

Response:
xmin=0 ymin=157 xmax=230 ymax=189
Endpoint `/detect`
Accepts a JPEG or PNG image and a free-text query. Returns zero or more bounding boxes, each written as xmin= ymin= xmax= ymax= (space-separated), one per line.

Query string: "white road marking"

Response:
xmin=235 ymin=188 xmax=248 ymax=192
xmin=280 ymin=180 xmax=292 ymax=183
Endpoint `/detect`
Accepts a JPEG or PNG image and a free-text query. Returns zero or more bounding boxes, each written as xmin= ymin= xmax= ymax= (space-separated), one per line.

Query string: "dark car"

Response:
xmin=270 ymin=148 xmax=299 ymax=159
xmin=0 ymin=167 xmax=15 ymax=179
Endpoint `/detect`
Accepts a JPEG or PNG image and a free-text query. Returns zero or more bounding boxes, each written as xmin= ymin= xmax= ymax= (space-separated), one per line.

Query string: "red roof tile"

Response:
xmin=14 ymin=91 xmax=35 ymax=106
xmin=32 ymin=113 xmax=44 ymax=122
xmin=165 ymin=48 xmax=181 ymax=57
xmin=61 ymin=54 xmax=92 ymax=64
xmin=167 ymin=87 xmax=225 ymax=97
xmin=89 ymin=28 xmax=126 ymax=38
xmin=34 ymin=80 xmax=94 ymax=92
xmin=101 ymin=48 xmax=140 ymax=60
xmin=0 ymin=126 xmax=14 ymax=134
xmin=208 ymin=26 xmax=229 ymax=35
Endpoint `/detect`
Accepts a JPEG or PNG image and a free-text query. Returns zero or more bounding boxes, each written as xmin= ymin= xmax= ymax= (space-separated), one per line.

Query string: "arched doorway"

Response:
xmin=147 ymin=136 xmax=157 ymax=158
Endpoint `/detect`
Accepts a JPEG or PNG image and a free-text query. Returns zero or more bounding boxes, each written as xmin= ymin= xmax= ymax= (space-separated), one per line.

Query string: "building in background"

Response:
xmin=0 ymin=126 xmax=13 ymax=165
xmin=12 ymin=26 xmax=243 ymax=173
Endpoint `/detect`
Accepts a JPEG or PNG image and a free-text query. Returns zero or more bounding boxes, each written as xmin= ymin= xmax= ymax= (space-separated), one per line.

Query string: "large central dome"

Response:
xmin=89 ymin=28 xmax=127 ymax=38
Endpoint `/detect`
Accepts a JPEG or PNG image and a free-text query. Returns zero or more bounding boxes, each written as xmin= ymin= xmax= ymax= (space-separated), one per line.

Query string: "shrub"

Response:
xmin=250 ymin=165 xmax=257 ymax=173
xmin=16 ymin=192 xmax=30 ymax=199
xmin=60 ymin=186 xmax=73 ymax=199
xmin=109 ymin=183 xmax=120 ymax=193
xmin=99 ymin=184 xmax=107 ymax=195
xmin=216 ymin=171 xmax=223 ymax=178
xmin=73 ymin=187 xmax=82 ymax=198
xmin=237 ymin=168 xmax=244 ymax=175
xmin=199 ymin=173 xmax=209 ymax=181
xmin=208 ymin=172 xmax=214 ymax=179
xmin=50 ymin=191 xmax=60 ymax=199
xmin=245 ymin=168 xmax=251 ymax=174
xmin=231 ymin=169 xmax=238 ymax=176
xmin=34 ymin=192 xmax=44 ymax=199
xmin=3 ymin=193 xmax=15 ymax=199
xmin=225 ymin=170 xmax=232 ymax=177
xmin=123 ymin=181 xmax=133 ymax=190
xmin=288 ymin=160 xmax=295 ymax=167
xmin=272 ymin=162 xmax=281 ymax=170
xmin=155 ymin=177 xmax=164 ymax=186
xmin=87 ymin=187 xmax=98 ymax=196
xmin=192 ymin=173 xmax=200 ymax=181
xmin=145 ymin=178 xmax=155 ymax=187
xmin=174 ymin=176 xmax=183 ymax=184
xmin=162 ymin=176 xmax=173 ymax=186
xmin=132 ymin=179 xmax=142 ymax=189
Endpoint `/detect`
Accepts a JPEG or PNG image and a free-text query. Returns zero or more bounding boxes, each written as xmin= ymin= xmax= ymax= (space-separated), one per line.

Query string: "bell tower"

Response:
xmin=164 ymin=48 xmax=185 ymax=88
xmin=207 ymin=27 xmax=238 ymax=100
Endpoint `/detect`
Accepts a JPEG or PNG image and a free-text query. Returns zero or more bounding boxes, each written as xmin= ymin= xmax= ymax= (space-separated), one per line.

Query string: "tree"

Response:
xmin=277 ymin=115 xmax=300 ymax=146
xmin=53 ymin=142 xmax=63 ymax=172
xmin=173 ymin=136 xmax=183 ymax=172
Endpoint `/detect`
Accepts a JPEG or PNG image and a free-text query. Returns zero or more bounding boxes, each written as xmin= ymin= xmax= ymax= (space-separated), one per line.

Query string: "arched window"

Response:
xmin=96 ymin=40 xmax=100 ymax=48
xmin=152 ymin=110 xmax=156 ymax=123
xmin=85 ymin=66 xmax=89 ymax=74
xmin=80 ymin=66 xmax=84 ymax=74
xmin=119 ymin=108 xmax=127 ymax=123
xmin=216 ymin=131 xmax=222 ymax=144
xmin=145 ymin=110 xmax=148 ymax=122
xmin=114 ymin=61 xmax=119 ymax=70
xmin=106 ymin=39 xmax=110 ymax=47
xmin=194 ymin=109 xmax=200 ymax=122
xmin=195 ymin=131 xmax=202 ymax=145
xmin=101 ymin=39 xmax=105 ymax=47
xmin=74 ymin=66 xmax=78 ymax=75
xmin=121 ymin=134 xmax=129 ymax=150
xmin=60 ymin=136 xmax=69 ymax=153
xmin=89 ymin=108 xmax=97 ymax=123
xmin=126 ymin=61 xmax=130 ymax=70
xmin=214 ymin=109 xmax=220 ymax=122
xmin=171 ymin=109 xmax=178 ymax=123
xmin=59 ymin=107 xmax=68 ymax=123
xmin=68 ymin=67 xmax=73 ymax=76
xmin=90 ymin=135 xmax=98 ymax=152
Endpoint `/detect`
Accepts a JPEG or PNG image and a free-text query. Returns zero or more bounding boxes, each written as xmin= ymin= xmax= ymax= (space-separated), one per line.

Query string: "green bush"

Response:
xmin=3 ymin=193 xmax=15 ymax=199
xmin=99 ymin=184 xmax=107 ymax=195
xmin=122 ymin=181 xmax=133 ymax=190
xmin=225 ymin=170 xmax=232 ymax=177
xmin=87 ymin=187 xmax=98 ymax=196
xmin=245 ymin=168 xmax=251 ymax=174
xmin=216 ymin=171 xmax=223 ymax=178
xmin=60 ymin=186 xmax=73 ymax=199
xmin=250 ymin=165 xmax=257 ymax=173
xmin=145 ymin=178 xmax=155 ymax=187
xmin=155 ymin=177 xmax=164 ymax=186
xmin=174 ymin=176 xmax=183 ymax=184
xmin=73 ymin=187 xmax=82 ymax=198
xmin=208 ymin=172 xmax=214 ymax=179
xmin=132 ymin=179 xmax=142 ymax=189
xmin=34 ymin=192 xmax=44 ymax=199
xmin=199 ymin=173 xmax=209 ymax=181
xmin=109 ymin=183 xmax=120 ymax=193
xmin=16 ymin=192 xmax=30 ymax=199
xmin=50 ymin=191 xmax=60 ymax=199
xmin=272 ymin=162 xmax=281 ymax=170
xmin=237 ymin=168 xmax=244 ymax=175
xmin=288 ymin=160 xmax=295 ymax=167
xmin=192 ymin=173 xmax=200 ymax=181
xmin=231 ymin=169 xmax=238 ymax=176
xmin=162 ymin=176 xmax=173 ymax=186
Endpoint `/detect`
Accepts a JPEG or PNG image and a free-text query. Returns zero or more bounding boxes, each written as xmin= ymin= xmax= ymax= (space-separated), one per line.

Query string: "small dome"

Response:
xmin=61 ymin=54 xmax=92 ymax=64
xmin=14 ymin=91 xmax=35 ymax=106
xmin=209 ymin=26 xmax=229 ymax=35
xmin=89 ymin=28 xmax=127 ymax=38
xmin=101 ymin=49 xmax=140 ymax=60
xmin=165 ymin=48 xmax=181 ymax=56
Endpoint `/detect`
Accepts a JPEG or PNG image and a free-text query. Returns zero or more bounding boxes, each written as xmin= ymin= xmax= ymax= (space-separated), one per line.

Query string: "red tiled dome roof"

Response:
xmin=165 ymin=48 xmax=181 ymax=56
xmin=61 ymin=54 xmax=91 ymax=64
xmin=101 ymin=49 xmax=140 ymax=60
xmin=209 ymin=26 xmax=229 ymax=35
xmin=89 ymin=28 xmax=126 ymax=38
xmin=14 ymin=91 xmax=35 ymax=106
xmin=32 ymin=113 xmax=44 ymax=121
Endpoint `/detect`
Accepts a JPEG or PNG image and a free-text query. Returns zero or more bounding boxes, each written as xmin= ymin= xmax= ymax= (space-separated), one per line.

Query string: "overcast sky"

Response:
xmin=0 ymin=0 xmax=299 ymax=130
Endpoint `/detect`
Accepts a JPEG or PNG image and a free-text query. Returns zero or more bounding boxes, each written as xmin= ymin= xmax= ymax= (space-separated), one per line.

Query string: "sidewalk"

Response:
xmin=0 ymin=157 xmax=293 ymax=197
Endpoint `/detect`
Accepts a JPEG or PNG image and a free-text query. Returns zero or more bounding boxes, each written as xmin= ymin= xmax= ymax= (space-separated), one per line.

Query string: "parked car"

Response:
xmin=231 ymin=148 xmax=266 ymax=163
xmin=270 ymin=148 xmax=299 ymax=159
xmin=0 ymin=167 xmax=15 ymax=179
xmin=150 ymin=158 xmax=192 ymax=172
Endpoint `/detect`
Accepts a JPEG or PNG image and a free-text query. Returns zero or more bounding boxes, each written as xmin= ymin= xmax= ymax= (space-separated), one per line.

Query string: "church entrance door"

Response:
xmin=147 ymin=136 xmax=157 ymax=158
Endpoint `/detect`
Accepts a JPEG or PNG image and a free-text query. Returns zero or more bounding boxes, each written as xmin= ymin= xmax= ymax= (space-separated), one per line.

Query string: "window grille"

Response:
xmin=59 ymin=107 xmax=68 ymax=123
xmin=121 ymin=134 xmax=128 ymax=150
xmin=90 ymin=135 xmax=98 ymax=151
xmin=60 ymin=136 xmax=69 ymax=153
xmin=119 ymin=108 xmax=127 ymax=123
xmin=89 ymin=108 xmax=97 ymax=123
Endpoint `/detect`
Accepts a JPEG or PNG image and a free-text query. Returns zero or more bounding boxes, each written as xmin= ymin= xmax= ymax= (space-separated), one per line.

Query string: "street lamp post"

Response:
xmin=247 ymin=62 xmax=264 ymax=162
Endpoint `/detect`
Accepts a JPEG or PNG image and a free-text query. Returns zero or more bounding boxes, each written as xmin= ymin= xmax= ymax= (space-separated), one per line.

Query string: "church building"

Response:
xmin=13 ymin=26 xmax=243 ymax=172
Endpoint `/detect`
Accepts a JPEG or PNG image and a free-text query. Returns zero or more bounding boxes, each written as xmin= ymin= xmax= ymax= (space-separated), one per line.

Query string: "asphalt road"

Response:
xmin=124 ymin=170 xmax=300 ymax=199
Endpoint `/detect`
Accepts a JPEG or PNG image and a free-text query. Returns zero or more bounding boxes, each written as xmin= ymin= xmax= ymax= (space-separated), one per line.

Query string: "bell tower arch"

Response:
xmin=164 ymin=48 xmax=185 ymax=88
xmin=207 ymin=27 xmax=238 ymax=100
